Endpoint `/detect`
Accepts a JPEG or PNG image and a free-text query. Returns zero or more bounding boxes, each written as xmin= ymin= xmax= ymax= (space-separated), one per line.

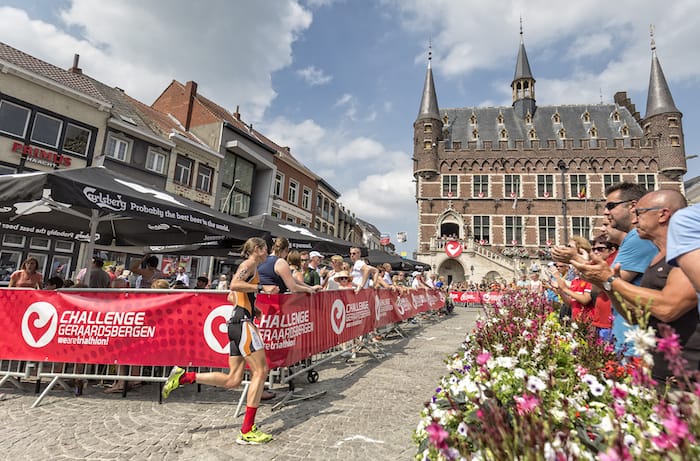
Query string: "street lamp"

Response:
xmin=557 ymin=160 xmax=568 ymax=241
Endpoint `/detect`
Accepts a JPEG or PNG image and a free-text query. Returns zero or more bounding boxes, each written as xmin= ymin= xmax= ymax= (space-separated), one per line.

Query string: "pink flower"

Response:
xmin=477 ymin=351 xmax=491 ymax=365
xmin=514 ymin=393 xmax=540 ymax=415
xmin=611 ymin=386 xmax=628 ymax=400
xmin=599 ymin=447 xmax=631 ymax=461
xmin=575 ymin=365 xmax=588 ymax=378
xmin=657 ymin=332 xmax=681 ymax=356
xmin=425 ymin=422 xmax=449 ymax=450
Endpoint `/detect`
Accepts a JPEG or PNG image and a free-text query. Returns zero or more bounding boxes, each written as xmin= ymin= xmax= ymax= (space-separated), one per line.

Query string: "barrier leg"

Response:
xmin=234 ymin=382 xmax=249 ymax=418
xmin=31 ymin=376 xmax=61 ymax=408
xmin=0 ymin=374 xmax=23 ymax=390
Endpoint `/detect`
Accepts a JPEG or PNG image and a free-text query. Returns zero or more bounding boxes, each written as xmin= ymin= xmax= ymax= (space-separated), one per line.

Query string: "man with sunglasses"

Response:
xmin=554 ymin=182 xmax=657 ymax=353
xmin=571 ymin=190 xmax=698 ymax=381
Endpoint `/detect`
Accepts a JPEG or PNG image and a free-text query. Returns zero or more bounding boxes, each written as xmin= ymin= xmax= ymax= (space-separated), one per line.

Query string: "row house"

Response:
xmin=0 ymin=45 xmax=110 ymax=283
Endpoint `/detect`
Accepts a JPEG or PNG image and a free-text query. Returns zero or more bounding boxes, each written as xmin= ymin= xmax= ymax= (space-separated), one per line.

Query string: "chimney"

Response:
xmin=234 ymin=105 xmax=241 ymax=120
xmin=184 ymin=81 xmax=198 ymax=130
xmin=69 ymin=54 xmax=82 ymax=75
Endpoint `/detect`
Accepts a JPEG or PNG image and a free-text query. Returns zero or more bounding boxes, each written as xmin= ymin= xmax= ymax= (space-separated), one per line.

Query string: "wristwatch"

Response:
xmin=603 ymin=275 xmax=618 ymax=291
xmin=256 ymin=284 xmax=263 ymax=293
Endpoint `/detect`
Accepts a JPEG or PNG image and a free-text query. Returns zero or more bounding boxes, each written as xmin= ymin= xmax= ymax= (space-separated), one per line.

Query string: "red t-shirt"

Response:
xmin=570 ymin=277 xmax=593 ymax=321
xmin=591 ymin=251 xmax=618 ymax=329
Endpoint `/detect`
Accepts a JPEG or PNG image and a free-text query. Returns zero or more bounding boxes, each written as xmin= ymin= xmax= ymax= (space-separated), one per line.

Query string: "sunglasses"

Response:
xmin=604 ymin=199 xmax=633 ymax=211
xmin=591 ymin=246 xmax=608 ymax=252
xmin=301 ymin=258 xmax=309 ymax=262
xmin=337 ymin=277 xmax=349 ymax=281
xmin=634 ymin=206 xmax=664 ymax=217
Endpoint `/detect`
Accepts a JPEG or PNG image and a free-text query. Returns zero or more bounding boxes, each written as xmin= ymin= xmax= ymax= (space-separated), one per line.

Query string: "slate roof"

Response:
xmin=0 ymin=42 xmax=110 ymax=105
xmin=442 ymin=103 xmax=643 ymax=149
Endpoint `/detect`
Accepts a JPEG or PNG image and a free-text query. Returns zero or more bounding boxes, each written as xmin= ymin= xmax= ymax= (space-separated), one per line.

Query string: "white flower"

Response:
xmin=544 ymin=442 xmax=556 ymax=461
xmin=457 ymin=421 xmax=468 ymax=437
xmin=495 ymin=356 xmax=516 ymax=369
xmin=517 ymin=347 xmax=528 ymax=356
xmin=598 ymin=415 xmax=614 ymax=433
xmin=624 ymin=325 xmax=657 ymax=356
xmin=493 ymin=343 xmax=504 ymax=353
xmin=527 ymin=375 xmax=546 ymax=392
xmin=581 ymin=374 xmax=598 ymax=386
xmin=514 ymin=368 xmax=526 ymax=379
xmin=589 ymin=382 xmax=605 ymax=397
xmin=623 ymin=434 xmax=636 ymax=448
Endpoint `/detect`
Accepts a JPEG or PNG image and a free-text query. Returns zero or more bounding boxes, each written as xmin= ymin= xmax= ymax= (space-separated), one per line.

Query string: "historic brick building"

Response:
xmin=413 ymin=32 xmax=686 ymax=285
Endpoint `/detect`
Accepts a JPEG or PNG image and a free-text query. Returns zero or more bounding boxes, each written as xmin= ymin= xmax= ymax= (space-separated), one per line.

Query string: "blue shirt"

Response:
xmin=610 ymin=228 xmax=658 ymax=354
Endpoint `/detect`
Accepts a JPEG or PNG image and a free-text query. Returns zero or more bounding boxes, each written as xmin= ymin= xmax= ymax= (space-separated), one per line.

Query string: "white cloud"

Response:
xmin=296 ymin=65 xmax=332 ymax=86
xmin=334 ymin=93 xmax=353 ymax=106
xmin=0 ymin=1 xmax=313 ymax=121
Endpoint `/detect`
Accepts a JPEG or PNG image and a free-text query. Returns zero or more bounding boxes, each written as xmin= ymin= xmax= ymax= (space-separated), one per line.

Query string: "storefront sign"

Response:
xmin=12 ymin=142 xmax=72 ymax=167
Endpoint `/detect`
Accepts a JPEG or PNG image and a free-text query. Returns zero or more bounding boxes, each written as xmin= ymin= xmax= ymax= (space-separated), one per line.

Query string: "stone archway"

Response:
xmin=437 ymin=210 xmax=464 ymax=239
xmin=437 ymin=258 xmax=465 ymax=286
xmin=484 ymin=270 xmax=502 ymax=283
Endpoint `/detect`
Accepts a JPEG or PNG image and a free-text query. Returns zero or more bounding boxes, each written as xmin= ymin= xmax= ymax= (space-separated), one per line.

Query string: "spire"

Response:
xmin=513 ymin=22 xmax=533 ymax=81
xmin=417 ymin=42 xmax=440 ymax=121
xmin=645 ymin=24 xmax=679 ymax=118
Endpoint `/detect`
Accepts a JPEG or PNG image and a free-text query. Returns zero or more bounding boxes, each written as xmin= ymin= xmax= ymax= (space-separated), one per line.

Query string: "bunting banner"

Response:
xmin=0 ymin=288 xmax=444 ymax=369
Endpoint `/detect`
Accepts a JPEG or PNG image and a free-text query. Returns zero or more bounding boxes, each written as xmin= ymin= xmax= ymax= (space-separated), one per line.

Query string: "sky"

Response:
xmin=1 ymin=0 xmax=699 ymax=257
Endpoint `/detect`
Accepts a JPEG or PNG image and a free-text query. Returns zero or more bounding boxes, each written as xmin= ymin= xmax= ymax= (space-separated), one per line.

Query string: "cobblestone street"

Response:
xmin=0 ymin=307 xmax=479 ymax=461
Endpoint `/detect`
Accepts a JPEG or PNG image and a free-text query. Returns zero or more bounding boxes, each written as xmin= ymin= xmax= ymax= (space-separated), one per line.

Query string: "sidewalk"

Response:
xmin=0 ymin=307 xmax=480 ymax=460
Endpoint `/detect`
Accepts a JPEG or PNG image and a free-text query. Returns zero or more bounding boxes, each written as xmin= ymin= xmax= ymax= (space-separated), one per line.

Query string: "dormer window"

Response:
xmin=611 ymin=110 xmax=621 ymax=122
xmin=470 ymin=113 xmax=477 ymax=125
xmin=499 ymin=129 xmax=508 ymax=140
xmin=472 ymin=129 xmax=479 ymax=140
xmin=558 ymin=128 xmax=566 ymax=139
xmin=581 ymin=111 xmax=591 ymax=123
xmin=443 ymin=114 xmax=449 ymax=124
xmin=424 ymin=123 xmax=432 ymax=133
xmin=497 ymin=113 xmax=504 ymax=125
xmin=588 ymin=126 xmax=598 ymax=138
xmin=552 ymin=112 xmax=561 ymax=124
xmin=620 ymin=124 xmax=630 ymax=137
xmin=528 ymin=129 xmax=537 ymax=140
xmin=525 ymin=112 xmax=532 ymax=124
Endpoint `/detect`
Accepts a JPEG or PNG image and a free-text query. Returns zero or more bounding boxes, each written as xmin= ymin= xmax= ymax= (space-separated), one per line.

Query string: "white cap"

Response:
xmin=412 ymin=271 xmax=421 ymax=277
xmin=309 ymin=251 xmax=323 ymax=259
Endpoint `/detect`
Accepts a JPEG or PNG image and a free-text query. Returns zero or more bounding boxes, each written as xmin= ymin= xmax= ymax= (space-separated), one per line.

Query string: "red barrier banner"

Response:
xmin=0 ymin=288 xmax=444 ymax=369
xmin=450 ymin=291 xmax=482 ymax=303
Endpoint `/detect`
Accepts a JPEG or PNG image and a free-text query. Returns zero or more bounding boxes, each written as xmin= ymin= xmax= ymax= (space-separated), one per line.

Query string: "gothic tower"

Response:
xmin=642 ymin=27 xmax=686 ymax=180
xmin=413 ymin=46 xmax=441 ymax=180
xmin=511 ymin=26 xmax=536 ymax=119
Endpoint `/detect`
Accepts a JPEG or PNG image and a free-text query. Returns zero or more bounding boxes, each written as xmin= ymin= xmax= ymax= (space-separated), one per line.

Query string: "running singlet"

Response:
xmin=227 ymin=269 xmax=265 ymax=357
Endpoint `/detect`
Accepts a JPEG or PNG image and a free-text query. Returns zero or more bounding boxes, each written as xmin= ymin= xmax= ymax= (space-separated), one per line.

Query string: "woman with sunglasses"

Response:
xmin=589 ymin=235 xmax=619 ymax=342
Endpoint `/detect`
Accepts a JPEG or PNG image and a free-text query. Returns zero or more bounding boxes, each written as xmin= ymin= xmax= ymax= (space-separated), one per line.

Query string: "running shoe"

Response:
xmin=236 ymin=425 xmax=273 ymax=445
xmin=162 ymin=366 xmax=184 ymax=399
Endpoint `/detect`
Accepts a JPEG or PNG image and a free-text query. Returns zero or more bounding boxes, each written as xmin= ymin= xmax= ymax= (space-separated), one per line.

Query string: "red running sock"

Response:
xmin=241 ymin=406 xmax=258 ymax=434
xmin=180 ymin=372 xmax=196 ymax=384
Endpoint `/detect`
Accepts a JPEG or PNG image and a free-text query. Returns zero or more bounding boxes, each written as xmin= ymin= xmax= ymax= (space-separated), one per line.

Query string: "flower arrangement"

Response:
xmin=414 ymin=291 xmax=700 ymax=460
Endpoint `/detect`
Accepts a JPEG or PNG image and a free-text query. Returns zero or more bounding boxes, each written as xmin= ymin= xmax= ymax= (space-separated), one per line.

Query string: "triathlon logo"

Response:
xmin=203 ymin=305 xmax=233 ymax=354
xmin=330 ymin=299 xmax=346 ymax=334
xmin=22 ymin=302 xmax=58 ymax=348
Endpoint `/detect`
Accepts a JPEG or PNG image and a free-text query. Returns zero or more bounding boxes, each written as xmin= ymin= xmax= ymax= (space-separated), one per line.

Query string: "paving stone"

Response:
xmin=0 ymin=308 xmax=480 ymax=460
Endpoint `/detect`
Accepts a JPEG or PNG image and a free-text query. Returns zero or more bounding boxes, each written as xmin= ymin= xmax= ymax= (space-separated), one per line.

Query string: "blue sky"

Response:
xmin=1 ymin=0 xmax=699 ymax=257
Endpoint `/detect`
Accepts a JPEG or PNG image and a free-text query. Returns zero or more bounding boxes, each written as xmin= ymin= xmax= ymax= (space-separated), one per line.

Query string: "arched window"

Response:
xmin=472 ymin=129 xmax=479 ymax=140
xmin=589 ymin=126 xmax=598 ymax=138
xmin=552 ymin=112 xmax=561 ymax=124
xmin=470 ymin=113 xmax=477 ymax=125
xmin=620 ymin=124 xmax=630 ymax=137
xmin=500 ymin=129 xmax=508 ymax=140
xmin=558 ymin=128 xmax=566 ymax=139
xmin=582 ymin=111 xmax=591 ymax=123
xmin=497 ymin=113 xmax=504 ymax=125
xmin=528 ymin=128 xmax=537 ymax=140
xmin=611 ymin=110 xmax=620 ymax=122
xmin=525 ymin=112 xmax=532 ymax=124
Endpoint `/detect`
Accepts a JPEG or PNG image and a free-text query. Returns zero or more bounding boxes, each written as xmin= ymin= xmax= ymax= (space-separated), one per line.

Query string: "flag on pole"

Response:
xmin=396 ymin=232 xmax=407 ymax=243
xmin=578 ymin=186 xmax=586 ymax=199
